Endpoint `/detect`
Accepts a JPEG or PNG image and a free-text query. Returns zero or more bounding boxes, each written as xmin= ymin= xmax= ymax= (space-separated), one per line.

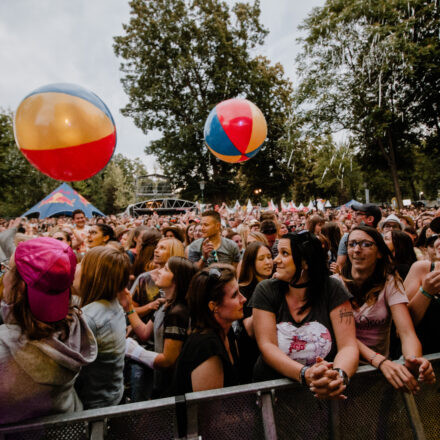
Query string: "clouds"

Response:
xmin=0 ymin=0 xmax=324 ymax=172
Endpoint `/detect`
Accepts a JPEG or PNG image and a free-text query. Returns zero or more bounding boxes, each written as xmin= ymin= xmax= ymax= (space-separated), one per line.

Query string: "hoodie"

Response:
xmin=0 ymin=305 xmax=97 ymax=425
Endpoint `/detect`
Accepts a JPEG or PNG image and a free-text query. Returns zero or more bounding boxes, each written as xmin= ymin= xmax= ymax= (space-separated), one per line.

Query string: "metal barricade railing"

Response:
xmin=0 ymin=353 xmax=439 ymax=440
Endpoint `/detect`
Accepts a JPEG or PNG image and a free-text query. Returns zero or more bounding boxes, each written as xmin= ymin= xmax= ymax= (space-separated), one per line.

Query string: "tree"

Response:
xmin=0 ymin=109 xmax=147 ymax=216
xmin=296 ymin=0 xmax=440 ymax=208
xmin=113 ymin=0 xmax=294 ymax=203
xmin=0 ymin=111 xmax=58 ymax=217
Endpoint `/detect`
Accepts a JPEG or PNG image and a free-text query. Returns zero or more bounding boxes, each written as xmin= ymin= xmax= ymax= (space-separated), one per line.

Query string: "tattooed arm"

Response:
xmin=330 ymin=301 xmax=359 ymax=378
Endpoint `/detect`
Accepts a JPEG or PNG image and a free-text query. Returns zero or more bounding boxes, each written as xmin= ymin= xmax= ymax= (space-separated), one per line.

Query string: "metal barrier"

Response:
xmin=1 ymin=353 xmax=439 ymax=440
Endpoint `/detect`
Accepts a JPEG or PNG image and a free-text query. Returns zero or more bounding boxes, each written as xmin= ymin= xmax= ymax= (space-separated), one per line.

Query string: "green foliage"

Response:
xmin=114 ymin=0 xmax=294 ymax=203
xmin=0 ymin=110 xmax=147 ymax=217
xmin=296 ymin=0 xmax=440 ymax=207
xmin=0 ymin=112 xmax=58 ymax=217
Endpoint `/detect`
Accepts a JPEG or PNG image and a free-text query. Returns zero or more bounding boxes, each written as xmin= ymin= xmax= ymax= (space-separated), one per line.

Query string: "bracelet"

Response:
xmin=369 ymin=352 xmax=380 ymax=365
xmin=126 ymin=309 xmax=135 ymax=316
xmin=419 ymin=287 xmax=440 ymax=303
xmin=299 ymin=365 xmax=310 ymax=385
xmin=419 ymin=286 xmax=434 ymax=300
xmin=377 ymin=358 xmax=387 ymax=370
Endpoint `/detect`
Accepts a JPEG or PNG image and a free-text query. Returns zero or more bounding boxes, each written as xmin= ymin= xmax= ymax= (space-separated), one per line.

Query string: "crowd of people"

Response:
xmin=0 ymin=202 xmax=438 ymax=424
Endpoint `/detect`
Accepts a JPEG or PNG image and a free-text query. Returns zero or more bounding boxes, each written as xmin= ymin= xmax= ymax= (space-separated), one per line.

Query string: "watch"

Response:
xmin=333 ymin=368 xmax=350 ymax=386
xmin=299 ymin=365 xmax=310 ymax=385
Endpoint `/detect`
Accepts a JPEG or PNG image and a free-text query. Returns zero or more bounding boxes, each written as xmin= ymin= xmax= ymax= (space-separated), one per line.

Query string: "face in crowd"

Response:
xmin=73 ymin=212 xmax=86 ymax=229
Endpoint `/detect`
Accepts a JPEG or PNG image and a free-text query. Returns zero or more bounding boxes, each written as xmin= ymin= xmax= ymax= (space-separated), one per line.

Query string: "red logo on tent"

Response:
xmin=40 ymin=192 xmax=74 ymax=207
xmin=78 ymin=194 xmax=90 ymax=206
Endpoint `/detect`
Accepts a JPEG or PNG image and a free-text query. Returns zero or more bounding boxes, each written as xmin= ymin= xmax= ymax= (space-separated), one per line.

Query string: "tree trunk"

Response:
xmin=377 ymin=134 xmax=403 ymax=210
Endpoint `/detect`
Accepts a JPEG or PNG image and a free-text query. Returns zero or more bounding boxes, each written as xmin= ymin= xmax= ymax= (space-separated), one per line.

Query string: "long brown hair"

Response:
xmin=132 ymin=228 xmax=162 ymax=276
xmin=186 ymin=264 xmax=236 ymax=334
xmin=239 ymin=241 xmax=272 ymax=286
xmin=341 ymin=225 xmax=399 ymax=307
xmin=8 ymin=263 xmax=78 ymax=341
xmin=79 ymin=246 xmax=130 ymax=307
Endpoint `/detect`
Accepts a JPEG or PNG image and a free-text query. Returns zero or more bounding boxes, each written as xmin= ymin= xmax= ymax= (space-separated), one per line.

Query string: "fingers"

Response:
xmin=381 ymin=361 xmax=420 ymax=393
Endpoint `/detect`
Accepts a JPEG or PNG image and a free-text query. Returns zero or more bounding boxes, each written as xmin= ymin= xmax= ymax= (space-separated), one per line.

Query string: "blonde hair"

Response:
xmin=79 ymin=246 xmax=130 ymax=307
xmin=159 ymin=237 xmax=185 ymax=258
xmin=246 ymin=231 xmax=269 ymax=247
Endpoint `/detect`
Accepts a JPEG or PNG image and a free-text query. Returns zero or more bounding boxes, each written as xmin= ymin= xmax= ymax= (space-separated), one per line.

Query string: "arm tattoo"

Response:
xmin=339 ymin=308 xmax=354 ymax=324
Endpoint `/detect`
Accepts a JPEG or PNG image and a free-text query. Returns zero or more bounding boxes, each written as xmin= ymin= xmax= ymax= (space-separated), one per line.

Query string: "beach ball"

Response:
xmin=14 ymin=83 xmax=116 ymax=181
xmin=204 ymin=98 xmax=267 ymax=163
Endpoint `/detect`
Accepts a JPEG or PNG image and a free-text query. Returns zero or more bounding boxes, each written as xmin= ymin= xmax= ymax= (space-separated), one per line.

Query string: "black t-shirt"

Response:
xmin=249 ymin=277 xmax=351 ymax=381
xmin=170 ymin=329 xmax=239 ymax=395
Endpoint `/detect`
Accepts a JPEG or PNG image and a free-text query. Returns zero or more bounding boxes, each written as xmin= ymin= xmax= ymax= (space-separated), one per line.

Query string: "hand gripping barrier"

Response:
xmin=0 ymin=353 xmax=439 ymax=440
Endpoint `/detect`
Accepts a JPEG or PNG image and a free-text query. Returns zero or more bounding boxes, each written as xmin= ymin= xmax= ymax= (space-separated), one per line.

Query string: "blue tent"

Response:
xmin=23 ymin=183 xmax=105 ymax=218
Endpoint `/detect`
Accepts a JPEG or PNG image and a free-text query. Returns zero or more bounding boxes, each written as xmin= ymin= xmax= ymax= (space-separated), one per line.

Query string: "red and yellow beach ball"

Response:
xmin=204 ymin=98 xmax=267 ymax=163
xmin=14 ymin=83 xmax=116 ymax=181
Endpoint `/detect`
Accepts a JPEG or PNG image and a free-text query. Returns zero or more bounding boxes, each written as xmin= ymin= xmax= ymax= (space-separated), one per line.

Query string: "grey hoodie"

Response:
xmin=0 ymin=305 xmax=97 ymax=425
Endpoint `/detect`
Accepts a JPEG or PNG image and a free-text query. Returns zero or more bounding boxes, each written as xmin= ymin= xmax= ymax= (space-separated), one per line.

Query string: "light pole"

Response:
xmin=199 ymin=180 xmax=206 ymax=208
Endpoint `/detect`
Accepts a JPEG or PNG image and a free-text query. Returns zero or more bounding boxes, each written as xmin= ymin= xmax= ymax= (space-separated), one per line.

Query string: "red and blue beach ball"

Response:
xmin=14 ymin=83 xmax=116 ymax=181
xmin=204 ymin=98 xmax=267 ymax=163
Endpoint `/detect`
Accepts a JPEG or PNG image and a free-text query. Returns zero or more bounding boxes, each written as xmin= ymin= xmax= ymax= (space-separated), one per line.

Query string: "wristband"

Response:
xmin=299 ymin=365 xmax=309 ymax=385
xmin=419 ymin=286 xmax=434 ymax=300
xmin=419 ymin=286 xmax=440 ymax=303
xmin=377 ymin=358 xmax=387 ymax=370
xmin=126 ymin=309 xmax=135 ymax=316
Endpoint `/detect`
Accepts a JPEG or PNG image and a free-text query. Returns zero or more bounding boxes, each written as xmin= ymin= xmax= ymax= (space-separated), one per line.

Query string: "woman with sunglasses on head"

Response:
xmin=250 ymin=232 xmax=358 ymax=399
xmin=337 ymin=226 xmax=435 ymax=393
xmin=121 ymin=256 xmax=196 ymax=398
xmin=170 ymin=264 xmax=246 ymax=394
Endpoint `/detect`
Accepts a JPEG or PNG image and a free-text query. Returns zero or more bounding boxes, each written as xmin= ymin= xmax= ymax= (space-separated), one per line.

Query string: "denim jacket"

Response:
xmin=75 ymin=298 xmax=126 ymax=409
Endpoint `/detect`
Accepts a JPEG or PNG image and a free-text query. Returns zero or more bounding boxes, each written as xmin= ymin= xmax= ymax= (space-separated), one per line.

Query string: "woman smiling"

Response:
xmin=250 ymin=232 xmax=358 ymax=399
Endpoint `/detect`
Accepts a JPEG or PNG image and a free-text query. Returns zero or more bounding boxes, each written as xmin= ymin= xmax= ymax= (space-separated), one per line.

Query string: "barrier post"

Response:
xmin=402 ymin=393 xmax=427 ymax=440
xmin=259 ymin=390 xmax=277 ymax=440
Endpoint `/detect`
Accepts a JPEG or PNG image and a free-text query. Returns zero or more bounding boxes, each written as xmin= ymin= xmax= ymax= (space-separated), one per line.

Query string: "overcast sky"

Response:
xmin=0 ymin=0 xmax=324 ymax=172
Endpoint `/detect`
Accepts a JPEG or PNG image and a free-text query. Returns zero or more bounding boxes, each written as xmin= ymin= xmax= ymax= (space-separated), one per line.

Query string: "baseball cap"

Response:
xmin=429 ymin=217 xmax=440 ymax=234
xmin=352 ymin=203 xmax=382 ymax=227
xmin=14 ymin=237 xmax=76 ymax=323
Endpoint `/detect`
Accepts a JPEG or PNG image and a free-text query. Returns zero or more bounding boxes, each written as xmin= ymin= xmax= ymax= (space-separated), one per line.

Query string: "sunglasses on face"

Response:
xmin=347 ymin=240 xmax=376 ymax=249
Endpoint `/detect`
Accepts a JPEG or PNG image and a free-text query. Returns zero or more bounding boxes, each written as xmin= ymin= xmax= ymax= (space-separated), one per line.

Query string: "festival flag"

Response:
xmin=246 ymin=199 xmax=253 ymax=214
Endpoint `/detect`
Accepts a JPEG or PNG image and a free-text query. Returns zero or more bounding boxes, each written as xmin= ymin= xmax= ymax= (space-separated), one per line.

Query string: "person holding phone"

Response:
xmin=187 ymin=210 xmax=240 ymax=269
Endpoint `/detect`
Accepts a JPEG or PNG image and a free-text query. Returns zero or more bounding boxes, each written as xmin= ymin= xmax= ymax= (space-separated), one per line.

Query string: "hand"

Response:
xmin=405 ymin=357 xmax=436 ymax=384
xmin=307 ymin=357 xmax=347 ymax=400
xmin=149 ymin=297 xmax=166 ymax=311
xmin=329 ymin=262 xmax=340 ymax=274
xmin=202 ymin=239 xmax=214 ymax=259
xmin=379 ymin=359 xmax=420 ymax=394
xmin=421 ymin=270 xmax=440 ymax=296
xmin=117 ymin=288 xmax=133 ymax=312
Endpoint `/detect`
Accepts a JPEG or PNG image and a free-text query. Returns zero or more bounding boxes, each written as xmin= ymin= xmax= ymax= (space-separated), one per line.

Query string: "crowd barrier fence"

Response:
xmin=0 ymin=353 xmax=439 ymax=440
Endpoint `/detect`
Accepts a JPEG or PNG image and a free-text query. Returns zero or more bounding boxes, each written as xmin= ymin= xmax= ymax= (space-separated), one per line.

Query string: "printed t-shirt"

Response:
xmin=187 ymin=237 xmax=240 ymax=265
xmin=249 ymin=277 xmax=351 ymax=380
xmin=334 ymin=274 xmax=408 ymax=357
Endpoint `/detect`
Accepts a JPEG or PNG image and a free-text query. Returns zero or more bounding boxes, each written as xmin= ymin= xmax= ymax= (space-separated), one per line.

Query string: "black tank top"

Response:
xmin=415 ymin=262 xmax=440 ymax=355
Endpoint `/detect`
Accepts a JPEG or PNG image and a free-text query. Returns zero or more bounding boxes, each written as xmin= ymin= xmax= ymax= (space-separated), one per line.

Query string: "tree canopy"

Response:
xmin=296 ymin=0 xmax=440 ymax=207
xmin=114 ymin=0 xmax=294 ymax=203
